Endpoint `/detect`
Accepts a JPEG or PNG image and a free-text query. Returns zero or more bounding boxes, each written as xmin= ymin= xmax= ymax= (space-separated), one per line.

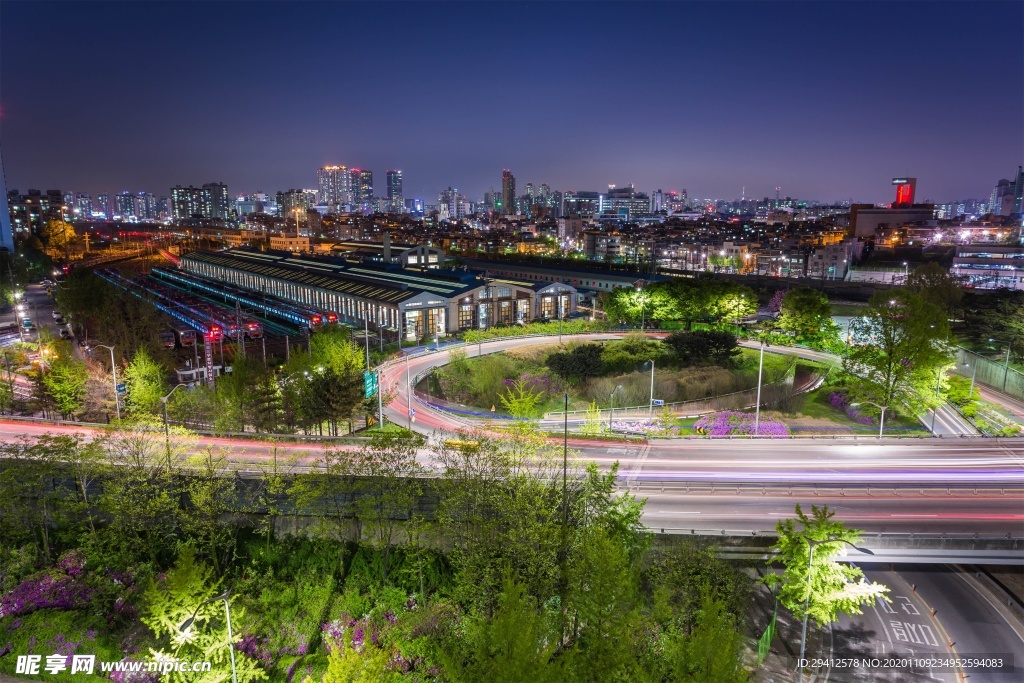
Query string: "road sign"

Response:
xmin=653 ymin=399 xmax=665 ymax=406
xmin=363 ymin=370 xmax=378 ymax=398
xmin=115 ymin=383 xmax=127 ymax=395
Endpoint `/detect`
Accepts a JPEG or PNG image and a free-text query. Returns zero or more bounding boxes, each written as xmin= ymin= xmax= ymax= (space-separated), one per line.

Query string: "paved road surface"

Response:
xmin=830 ymin=564 xmax=1024 ymax=682
xmin=0 ymin=418 xmax=1020 ymax=537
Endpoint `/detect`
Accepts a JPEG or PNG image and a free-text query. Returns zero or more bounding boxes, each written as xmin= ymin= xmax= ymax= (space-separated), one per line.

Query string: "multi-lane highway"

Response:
xmin=372 ymin=334 xmax=1024 ymax=539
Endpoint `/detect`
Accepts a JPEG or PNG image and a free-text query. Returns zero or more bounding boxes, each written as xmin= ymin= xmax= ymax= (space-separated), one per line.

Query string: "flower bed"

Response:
xmin=693 ymin=411 xmax=789 ymax=438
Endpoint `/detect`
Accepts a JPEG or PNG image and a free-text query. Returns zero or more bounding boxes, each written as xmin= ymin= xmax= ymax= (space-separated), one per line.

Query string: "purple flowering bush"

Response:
xmin=0 ymin=554 xmax=93 ymax=618
xmin=827 ymin=391 xmax=875 ymax=426
xmin=693 ymin=411 xmax=789 ymax=438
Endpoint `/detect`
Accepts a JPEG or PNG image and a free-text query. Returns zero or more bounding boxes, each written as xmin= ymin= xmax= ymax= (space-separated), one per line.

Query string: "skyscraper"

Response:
xmin=317 ymin=165 xmax=350 ymax=210
xmin=170 ymin=186 xmax=205 ymax=221
xmin=74 ymin=193 xmax=92 ymax=219
xmin=1012 ymin=166 xmax=1023 ymax=215
xmin=351 ymin=169 xmax=373 ymax=212
xmin=114 ymin=191 xmax=135 ymax=219
xmin=170 ymin=183 xmax=229 ymax=221
xmin=501 ymin=169 xmax=516 ymax=215
xmin=96 ymin=193 xmax=111 ymax=220
xmin=386 ymin=170 xmax=402 ymax=200
xmin=203 ymin=182 xmax=229 ymax=219
xmin=0 ymin=147 xmax=12 ymax=250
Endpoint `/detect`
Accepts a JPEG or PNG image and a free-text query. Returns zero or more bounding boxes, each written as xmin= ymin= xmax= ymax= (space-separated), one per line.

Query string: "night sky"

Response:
xmin=1 ymin=1 xmax=1021 ymax=204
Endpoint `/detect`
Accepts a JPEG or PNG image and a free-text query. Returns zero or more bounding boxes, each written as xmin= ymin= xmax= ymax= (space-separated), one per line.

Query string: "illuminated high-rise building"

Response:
xmin=0 ymin=147 xmax=12 ymax=249
xmin=203 ymin=182 xmax=229 ymax=219
xmin=501 ymin=169 xmax=516 ymax=215
xmin=114 ymin=191 xmax=136 ymax=219
xmin=317 ymin=165 xmax=351 ymax=210
xmin=74 ymin=193 xmax=92 ymax=219
xmin=351 ymin=169 xmax=373 ymax=212
xmin=386 ymin=169 xmax=403 ymax=213
xmin=96 ymin=193 xmax=111 ymax=219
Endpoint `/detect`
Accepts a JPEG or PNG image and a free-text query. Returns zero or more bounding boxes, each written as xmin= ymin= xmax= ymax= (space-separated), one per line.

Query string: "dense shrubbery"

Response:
xmin=0 ymin=426 xmax=753 ymax=682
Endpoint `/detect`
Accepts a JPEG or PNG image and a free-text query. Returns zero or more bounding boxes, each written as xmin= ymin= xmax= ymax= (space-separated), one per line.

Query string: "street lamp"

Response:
xmin=754 ymin=339 xmax=770 ymax=435
xmin=797 ymin=538 xmax=874 ymax=683
xmin=645 ymin=360 xmax=656 ymax=419
xmin=902 ymin=261 xmax=908 ymax=281
xmin=608 ymin=384 xmax=623 ymax=431
xmin=635 ymin=287 xmax=647 ymax=330
xmin=94 ymin=344 xmax=120 ymax=422
xmin=850 ymin=401 xmax=888 ymax=439
xmin=929 ymin=367 xmax=944 ymax=435
xmin=160 ymin=383 xmax=188 ymax=465
xmin=988 ymin=338 xmax=1012 ymax=392
xmin=964 ymin=361 xmax=978 ymax=401
xmin=179 ymin=590 xmax=237 ymax=683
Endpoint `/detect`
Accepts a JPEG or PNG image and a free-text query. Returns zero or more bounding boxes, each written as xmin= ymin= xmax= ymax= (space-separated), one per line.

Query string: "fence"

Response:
xmin=951 ymin=346 xmax=1024 ymax=402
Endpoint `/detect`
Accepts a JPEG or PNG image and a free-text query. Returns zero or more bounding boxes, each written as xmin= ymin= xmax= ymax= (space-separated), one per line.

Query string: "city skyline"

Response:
xmin=1 ymin=2 xmax=1021 ymax=203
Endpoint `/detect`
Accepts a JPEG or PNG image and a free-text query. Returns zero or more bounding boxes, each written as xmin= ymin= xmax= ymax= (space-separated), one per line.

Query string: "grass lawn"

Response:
xmin=779 ymin=388 xmax=929 ymax=436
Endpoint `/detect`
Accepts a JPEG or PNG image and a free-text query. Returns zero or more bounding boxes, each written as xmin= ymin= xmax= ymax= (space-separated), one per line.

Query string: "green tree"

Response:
xmin=142 ymin=546 xmax=266 ymax=683
xmin=777 ymin=287 xmax=833 ymax=338
xmin=547 ymin=343 xmax=604 ymax=381
xmin=906 ymin=262 xmax=964 ymax=317
xmin=661 ymin=589 xmax=749 ymax=683
xmin=844 ymin=290 xmax=951 ymax=415
xmin=440 ymin=577 xmax=562 ymax=683
xmin=767 ymin=504 xmax=889 ymax=626
xmin=499 ymin=378 xmax=545 ymax=418
xmin=40 ymin=219 xmax=77 ymax=259
xmin=351 ymin=431 xmax=425 ymax=584
xmin=42 ymin=344 xmax=89 ymax=418
xmin=564 ymin=526 xmax=642 ymax=681
xmin=323 ymin=630 xmax=399 ymax=682
xmin=124 ymin=347 xmax=167 ymax=416
xmin=181 ymin=448 xmax=239 ymax=575
xmin=98 ymin=419 xmax=185 ymax=563
xmin=664 ymin=330 xmax=741 ymax=366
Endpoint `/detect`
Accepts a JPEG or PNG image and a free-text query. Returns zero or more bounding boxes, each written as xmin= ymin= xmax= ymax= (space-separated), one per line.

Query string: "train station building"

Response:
xmin=180 ymin=249 xmax=576 ymax=340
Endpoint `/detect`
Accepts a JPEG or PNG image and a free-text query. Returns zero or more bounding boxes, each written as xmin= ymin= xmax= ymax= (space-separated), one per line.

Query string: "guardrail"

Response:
xmin=648 ymin=528 xmax=1024 ymax=541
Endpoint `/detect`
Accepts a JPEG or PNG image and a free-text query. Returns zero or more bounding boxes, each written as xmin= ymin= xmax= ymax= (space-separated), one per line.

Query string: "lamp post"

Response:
xmin=754 ymin=339 xmax=769 ymax=435
xmin=965 ymin=361 xmax=978 ymax=401
xmin=94 ymin=344 xmax=120 ymax=422
xmin=13 ymin=292 xmax=24 ymax=342
xmin=160 ymin=383 xmax=188 ymax=466
xmin=608 ymin=384 xmax=622 ymax=431
xmin=929 ymin=367 xmax=944 ymax=435
xmin=405 ymin=353 xmax=413 ymax=428
xmin=850 ymin=401 xmax=888 ymax=439
xmin=179 ymin=590 xmax=237 ymax=683
xmin=646 ymin=360 xmax=655 ymax=420
xmin=635 ymin=287 xmax=646 ymax=330
xmin=989 ymin=338 xmax=1012 ymax=392
xmin=797 ymin=539 xmax=874 ymax=683
xmin=902 ymin=261 xmax=908 ymax=281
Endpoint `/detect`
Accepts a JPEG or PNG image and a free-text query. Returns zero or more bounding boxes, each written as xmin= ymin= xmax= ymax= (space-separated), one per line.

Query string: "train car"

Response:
xmin=173 ymin=325 xmax=197 ymax=347
xmin=159 ymin=331 xmax=176 ymax=350
xmin=244 ymin=320 xmax=263 ymax=339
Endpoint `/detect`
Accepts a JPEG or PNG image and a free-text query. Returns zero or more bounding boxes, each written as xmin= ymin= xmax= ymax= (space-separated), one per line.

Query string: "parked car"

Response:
xmin=52 ymin=310 xmax=62 ymax=319
xmin=55 ymin=316 xmax=66 ymax=325
xmin=59 ymin=329 xmax=72 ymax=339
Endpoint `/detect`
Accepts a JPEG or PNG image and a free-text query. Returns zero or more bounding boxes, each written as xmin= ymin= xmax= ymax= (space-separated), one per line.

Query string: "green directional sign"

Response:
xmin=363 ymin=370 xmax=378 ymax=398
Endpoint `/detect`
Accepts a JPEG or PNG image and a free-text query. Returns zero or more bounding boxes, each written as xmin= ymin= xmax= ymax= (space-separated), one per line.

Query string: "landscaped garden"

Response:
xmin=425 ymin=332 xmax=795 ymax=420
